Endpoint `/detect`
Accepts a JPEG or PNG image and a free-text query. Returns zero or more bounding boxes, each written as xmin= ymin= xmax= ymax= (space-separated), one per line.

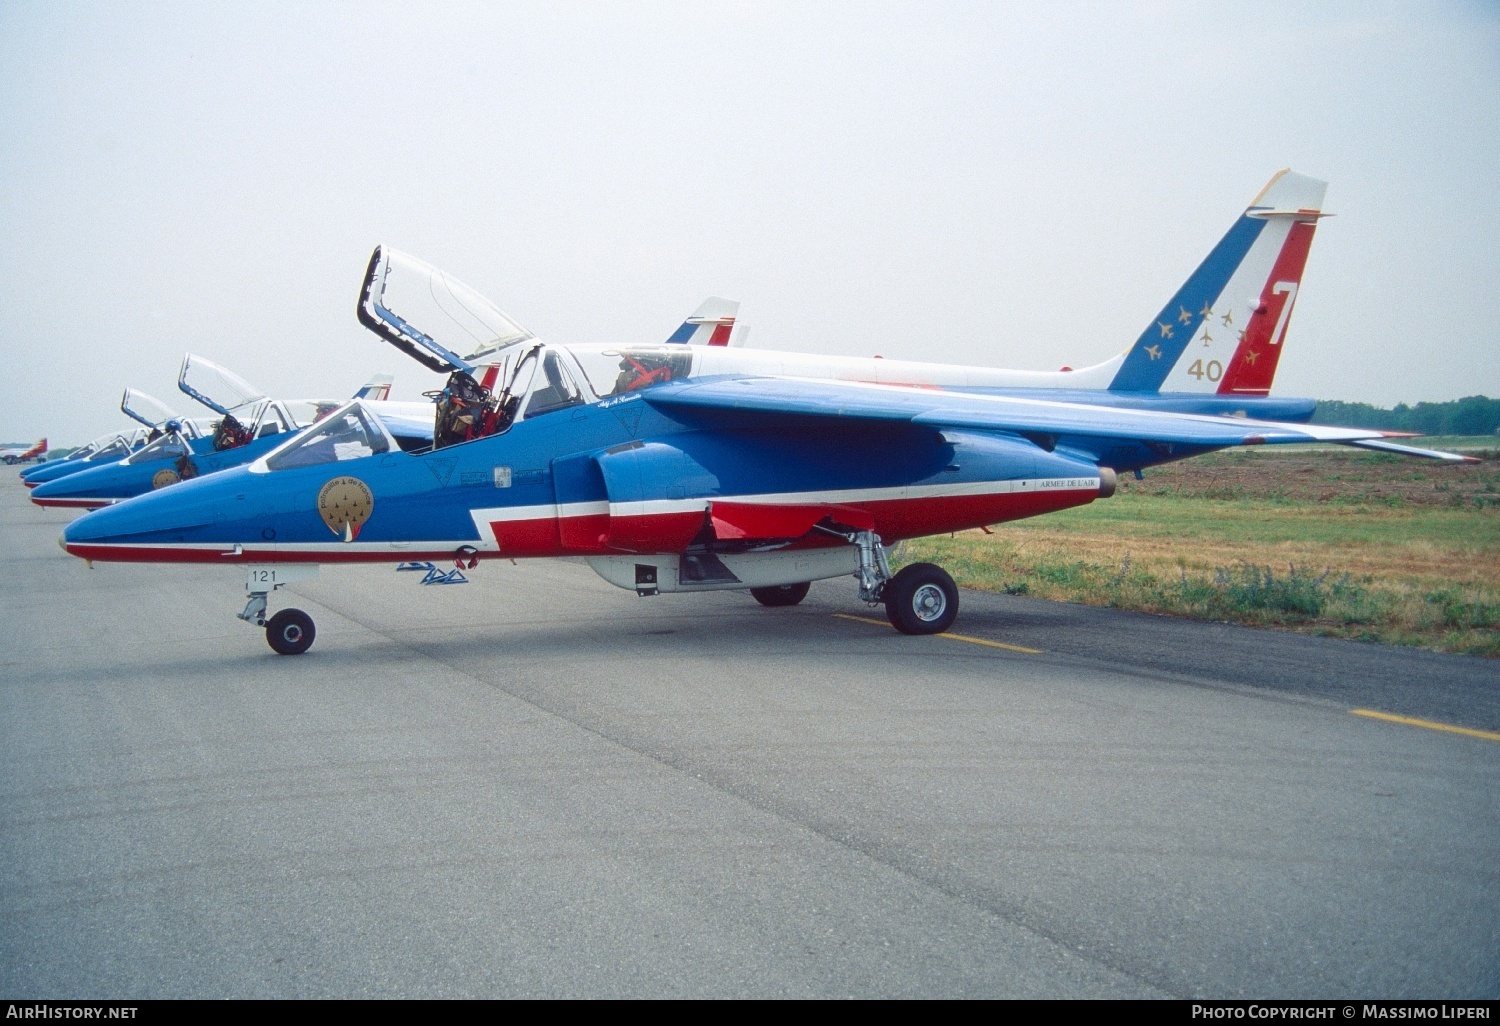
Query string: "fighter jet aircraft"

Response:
xmin=30 ymin=355 xmax=398 ymax=510
xmin=21 ymin=388 xmax=195 ymax=488
xmin=21 ymin=431 xmax=145 ymax=487
xmin=60 ymin=169 xmax=1470 ymax=655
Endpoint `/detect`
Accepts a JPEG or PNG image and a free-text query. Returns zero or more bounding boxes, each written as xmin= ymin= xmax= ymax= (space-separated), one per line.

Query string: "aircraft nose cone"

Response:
xmin=29 ymin=474 xmax=92 ymax=508
xmin=62 ymin=473 xmax=225 ymax=550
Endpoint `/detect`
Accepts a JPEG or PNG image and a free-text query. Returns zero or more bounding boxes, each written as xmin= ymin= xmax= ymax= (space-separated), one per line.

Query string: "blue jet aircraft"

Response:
xmin=60 ymin=179 xmax=1473 ymax=655
xmin=31 ymin=355 xmax=396 ymax=510
xmin=22 ymin=387 xmax=195 ymax=490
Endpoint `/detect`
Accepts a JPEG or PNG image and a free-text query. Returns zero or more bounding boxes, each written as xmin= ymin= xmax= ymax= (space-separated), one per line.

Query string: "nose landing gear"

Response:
xmin=239 ymin=565 xmax=321 ymax=655
xmin=265 ymin=609 xmax=316 ymax=655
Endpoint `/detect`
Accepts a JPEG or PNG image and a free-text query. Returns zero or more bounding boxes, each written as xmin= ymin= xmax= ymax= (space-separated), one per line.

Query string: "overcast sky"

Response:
xmin=2 ymin=1 xmax=1497 ymax=444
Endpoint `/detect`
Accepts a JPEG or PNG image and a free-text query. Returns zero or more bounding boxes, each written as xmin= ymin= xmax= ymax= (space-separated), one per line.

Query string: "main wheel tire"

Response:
xmin=751 ymin=582 xmax=811 ymax=607
xmin=884 ymin=563 xmax=959 ymax=635
xmin=266 ymin=608 xmax=316 ymax=655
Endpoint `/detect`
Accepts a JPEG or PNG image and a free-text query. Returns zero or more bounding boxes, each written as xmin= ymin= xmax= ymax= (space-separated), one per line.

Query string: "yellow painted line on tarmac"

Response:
xmin=1350 ymin=709 xmax=1500 ymax=742
xmin=833 ymin=613 xmax=1043 ymax=655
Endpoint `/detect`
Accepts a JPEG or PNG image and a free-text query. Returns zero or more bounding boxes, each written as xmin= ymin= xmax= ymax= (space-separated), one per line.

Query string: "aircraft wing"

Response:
xmin=642 ymin=376 xmax=1475 ymax=463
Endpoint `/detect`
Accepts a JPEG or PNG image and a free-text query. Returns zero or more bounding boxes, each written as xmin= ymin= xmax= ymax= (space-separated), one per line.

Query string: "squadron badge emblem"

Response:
xmin=317 ymin=476 xmax=375 ymax=541
xmin=151 ymin=468 xmax=181 ymax=490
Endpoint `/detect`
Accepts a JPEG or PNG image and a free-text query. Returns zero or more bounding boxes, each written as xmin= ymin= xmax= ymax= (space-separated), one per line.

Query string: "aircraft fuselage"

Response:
xmin=61 ymin=393 xmax=1108 ymax=566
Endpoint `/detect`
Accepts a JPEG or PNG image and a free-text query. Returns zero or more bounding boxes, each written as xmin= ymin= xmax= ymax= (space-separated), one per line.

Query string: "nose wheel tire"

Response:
xmin=884 ymin=563 xmax=959 ymax=635
xmin=266 ymin=608 xmax=316 ymax=655
xmin=751 ymin=582 xmax=811 ymax=607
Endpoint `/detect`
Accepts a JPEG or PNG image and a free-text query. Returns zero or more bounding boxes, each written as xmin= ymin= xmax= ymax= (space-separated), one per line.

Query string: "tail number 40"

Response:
xmin=1188 ymin=358 xmax=1222 ymax=381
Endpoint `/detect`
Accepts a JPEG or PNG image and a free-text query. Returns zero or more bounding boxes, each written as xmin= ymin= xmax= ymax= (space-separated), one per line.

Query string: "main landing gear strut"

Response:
xmin=756 ymin=527 xmax=961 ymax=634
xmin=855 ymin=529 xmax=959 ymax=635
xmin=811 ymin=528 xmax=957 ymax=635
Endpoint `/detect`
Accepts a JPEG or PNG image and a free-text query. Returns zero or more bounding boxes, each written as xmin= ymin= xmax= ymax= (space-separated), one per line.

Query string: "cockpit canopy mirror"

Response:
xmin=358 ymin=246 xmax=536 ymax=375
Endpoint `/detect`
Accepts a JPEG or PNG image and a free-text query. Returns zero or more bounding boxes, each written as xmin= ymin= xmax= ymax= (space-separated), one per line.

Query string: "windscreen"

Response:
xmin=121 ymin=389 xmax=181 ymax=429
xmin=179 ymin=354 xmax=266 ymax=416
xmin=363 ymin=247 xmax=535 ymax=368
xmin=265 ymin=403 xmax=390 ymax=471
xmin=123 ymin=431 xmax=193 ymax=465
xmin=90 ymin=436 xmax=133 ymax=461
xmin=74 ymin=431 xmax=124 ymax=459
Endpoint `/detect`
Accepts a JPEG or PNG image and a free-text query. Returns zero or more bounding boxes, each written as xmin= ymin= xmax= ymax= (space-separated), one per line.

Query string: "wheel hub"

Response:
xmin=912 ymin=583 xmax=947 ymax=621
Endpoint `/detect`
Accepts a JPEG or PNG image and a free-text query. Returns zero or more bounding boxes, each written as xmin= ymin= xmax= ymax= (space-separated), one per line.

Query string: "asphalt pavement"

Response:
xmin=2 ymin=484 xmax=1496 ymax=998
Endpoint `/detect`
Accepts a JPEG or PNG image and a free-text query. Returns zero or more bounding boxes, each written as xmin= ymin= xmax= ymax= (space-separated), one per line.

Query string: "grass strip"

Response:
xmin=898 ymin=476 xmax=1499 ymax=658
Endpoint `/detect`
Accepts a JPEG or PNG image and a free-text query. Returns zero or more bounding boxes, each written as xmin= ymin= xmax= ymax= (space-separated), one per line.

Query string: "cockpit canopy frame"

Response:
xmin=358 ymin=246 xmax=536 ymax=376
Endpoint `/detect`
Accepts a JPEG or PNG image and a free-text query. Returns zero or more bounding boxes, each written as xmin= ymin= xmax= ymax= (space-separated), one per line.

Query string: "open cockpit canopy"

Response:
xmin=358 ymin=246 xmax=535 ymax=375
xmin=120 ymin=389 xmax=184 ymax=430
xmin=178 ymin=354 xmax=267 ymax=417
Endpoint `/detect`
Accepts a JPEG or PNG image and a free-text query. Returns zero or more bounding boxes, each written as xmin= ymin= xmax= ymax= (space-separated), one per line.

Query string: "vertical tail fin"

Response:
xmin=1109 ymin=170 xmax=1329 ymax=395
xmin=353 ymin=374 xmax=395 ymax=401
xmin=665 ymin=297 xmax=740 ymax=346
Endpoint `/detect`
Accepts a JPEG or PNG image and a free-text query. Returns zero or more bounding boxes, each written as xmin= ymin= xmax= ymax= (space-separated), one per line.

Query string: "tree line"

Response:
xmin=1311 ymin=395 xmax=1500 ymax=436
